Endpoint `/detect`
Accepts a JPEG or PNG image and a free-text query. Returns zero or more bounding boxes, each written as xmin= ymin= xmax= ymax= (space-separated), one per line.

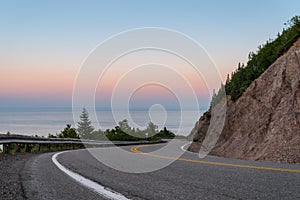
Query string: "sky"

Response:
xmin=0 ymin=0 xmax=299 ymax=109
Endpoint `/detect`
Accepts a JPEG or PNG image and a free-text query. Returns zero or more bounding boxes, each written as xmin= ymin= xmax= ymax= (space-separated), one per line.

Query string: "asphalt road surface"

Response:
xmin=21 ymin=140 xmax=300 ymax=200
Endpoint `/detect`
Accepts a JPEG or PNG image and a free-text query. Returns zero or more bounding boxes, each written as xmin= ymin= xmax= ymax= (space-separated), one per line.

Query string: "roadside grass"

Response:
xmin=0 ymin=143 xmax=83 ymax=155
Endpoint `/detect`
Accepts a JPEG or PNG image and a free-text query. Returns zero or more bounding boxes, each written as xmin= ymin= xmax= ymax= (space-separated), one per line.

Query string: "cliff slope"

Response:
xmin=189 ymin=37 xmax=300 ymax=163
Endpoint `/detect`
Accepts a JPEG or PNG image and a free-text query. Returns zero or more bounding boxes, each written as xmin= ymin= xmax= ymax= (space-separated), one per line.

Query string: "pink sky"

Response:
xmin=1 ymin=1 xmax=297 ymax=108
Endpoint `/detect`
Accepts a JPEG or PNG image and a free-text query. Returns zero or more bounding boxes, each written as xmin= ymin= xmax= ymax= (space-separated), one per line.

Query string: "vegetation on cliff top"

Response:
xmin=211 ymin=16 xmax=300 ymax=105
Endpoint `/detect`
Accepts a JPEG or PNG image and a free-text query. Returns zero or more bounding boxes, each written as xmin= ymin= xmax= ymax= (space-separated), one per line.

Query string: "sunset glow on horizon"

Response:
xmin=1 ymin=0 xmax=299 ymax=108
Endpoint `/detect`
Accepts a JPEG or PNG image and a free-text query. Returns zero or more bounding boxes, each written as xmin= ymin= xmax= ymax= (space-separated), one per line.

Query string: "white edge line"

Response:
xmin=52 ymin=151 xmax=130 ymax=200
xmin=180 ymin=141 xmax=193 ymax=153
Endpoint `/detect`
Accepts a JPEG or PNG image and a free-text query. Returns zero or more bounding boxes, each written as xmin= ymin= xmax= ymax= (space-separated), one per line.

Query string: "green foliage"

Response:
xmin=118 ymin=119 xmax=131 ymax=132
xmin=48 ymin=133 xmax=57 ymax=138
xmin=219 ymin=16 xmax=300 ymax=101
xmin=77 ymin=107 xmax=94 ymax=139
xmin=105 ymin=125 xmax=139 ymax=141
xmin=210 ymin=83 xmax=226 ymax=107
xmin=80 ymin=119 xmax=174 ymax=141
xmin=46 ymin=110 xmax=175 ymax=141
xmin=156 ymin=127 xmax=175 ymax=139
xmin=146 ymin=121 xmax=158 ymax=138
xmin=48 ymin=124 xmax=79 ymax=139
xmin=57 ymin=124 xmax=79 ymax=139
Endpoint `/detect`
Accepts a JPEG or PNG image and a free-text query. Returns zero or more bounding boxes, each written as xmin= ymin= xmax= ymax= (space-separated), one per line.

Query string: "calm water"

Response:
xmin=0 ymin=107 xmax=204 ymax=137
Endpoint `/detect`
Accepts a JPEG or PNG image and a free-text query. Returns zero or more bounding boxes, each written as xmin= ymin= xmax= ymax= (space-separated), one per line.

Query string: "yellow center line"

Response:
xmin=130 ymin=145 xmax=300 ymax=173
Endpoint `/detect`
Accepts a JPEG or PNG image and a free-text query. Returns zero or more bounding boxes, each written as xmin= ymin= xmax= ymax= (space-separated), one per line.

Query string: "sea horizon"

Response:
xmin=0 ymin=106 xmax=208 ymax=137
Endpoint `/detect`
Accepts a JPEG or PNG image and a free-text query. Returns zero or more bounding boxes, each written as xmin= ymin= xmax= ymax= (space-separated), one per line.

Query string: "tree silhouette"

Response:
xmin=220 ymin=16 xmax=300 ymax=102
xmin=146 ymin=121 xmax=158 ymax=138
xmin=77 ymin=108 xmax=94 ymax=139
xmin=58 ymin=124 xmax=79 ymax=139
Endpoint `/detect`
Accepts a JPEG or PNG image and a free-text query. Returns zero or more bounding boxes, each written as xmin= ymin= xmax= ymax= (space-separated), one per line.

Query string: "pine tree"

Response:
xmin=77 ymin=108 xmax=94 ymax=139
xmin=146 ymin=121 xmax=158 ymax=137
xmin=58 ymin=124 xmax=79 ymax=139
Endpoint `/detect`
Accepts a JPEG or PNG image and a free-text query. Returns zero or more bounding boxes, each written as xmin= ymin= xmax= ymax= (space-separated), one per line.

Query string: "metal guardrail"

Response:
xmin=0 ymin=134 xmax=165 ymax=154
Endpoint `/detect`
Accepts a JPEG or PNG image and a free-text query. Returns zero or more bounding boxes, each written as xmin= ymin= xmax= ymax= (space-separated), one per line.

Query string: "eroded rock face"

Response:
xmin=187 ymin=111 xmax=211 ymax=143
xmin=189 ymin=38 xmax=300 ymax=163
xmin=187 ymin=111 xmax=211 ymax=153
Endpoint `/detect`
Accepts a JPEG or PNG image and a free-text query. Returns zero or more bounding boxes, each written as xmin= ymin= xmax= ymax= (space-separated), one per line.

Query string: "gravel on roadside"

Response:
xmin=0 ymin=153 xmax=39 ymax=200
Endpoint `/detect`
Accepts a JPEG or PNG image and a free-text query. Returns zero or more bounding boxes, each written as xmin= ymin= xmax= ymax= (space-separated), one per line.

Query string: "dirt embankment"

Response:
xmin=189 ymin=38 xmax=300 ymax=163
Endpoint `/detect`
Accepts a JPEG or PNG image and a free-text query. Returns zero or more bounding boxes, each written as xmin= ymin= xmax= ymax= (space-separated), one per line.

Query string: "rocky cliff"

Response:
xmin=189 ymin=37 xmax=300 ymax=163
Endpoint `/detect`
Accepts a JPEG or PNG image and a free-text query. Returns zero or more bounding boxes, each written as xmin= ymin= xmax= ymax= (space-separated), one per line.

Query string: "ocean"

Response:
xmin=0 ymin=107 xmax=205 ymax=137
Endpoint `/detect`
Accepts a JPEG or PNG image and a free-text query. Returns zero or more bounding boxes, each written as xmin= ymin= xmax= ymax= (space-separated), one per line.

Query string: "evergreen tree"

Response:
xmin=146 ymin=121 xmax=158 ymax=137
xmin=157 ymin=127 xmax=175 ymax=139
xmin=77 ymin=108 xmax=94 ymax=139
xmin=118 ymin=119 xmax=131 ymax=132
xmin=58 ymin=124 xmax=79 ymax=139
xmin=221 ymin=16 xmax=300 ymax=102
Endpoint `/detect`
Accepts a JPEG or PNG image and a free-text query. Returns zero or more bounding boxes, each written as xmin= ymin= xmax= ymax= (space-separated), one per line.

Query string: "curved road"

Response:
xmin=21 ymin=141 xmax=300 ymax=199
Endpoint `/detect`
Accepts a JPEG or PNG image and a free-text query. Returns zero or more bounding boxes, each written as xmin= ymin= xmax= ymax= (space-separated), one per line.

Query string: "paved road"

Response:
xmin=21 ymin=140 xmax=300 ymax=199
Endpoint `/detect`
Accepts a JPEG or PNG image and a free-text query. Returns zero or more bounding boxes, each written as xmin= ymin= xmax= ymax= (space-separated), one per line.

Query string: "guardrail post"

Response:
xmin=3 ymin=144 xmax=10 ymax=154
xmin=15 ymin=143 xmax=21 ymax=153
xmin=25 ymin=144 xmax=31 ymax=153
xmin=35 ymin=144 xmax=38 ymax=151
xmin=36 ymin=144 xmax=41 ymax=152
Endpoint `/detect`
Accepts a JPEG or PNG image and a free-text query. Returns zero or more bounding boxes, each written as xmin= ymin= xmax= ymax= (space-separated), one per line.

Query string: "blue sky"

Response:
xmin=0 ymin=0 xmax=299 ymax=107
